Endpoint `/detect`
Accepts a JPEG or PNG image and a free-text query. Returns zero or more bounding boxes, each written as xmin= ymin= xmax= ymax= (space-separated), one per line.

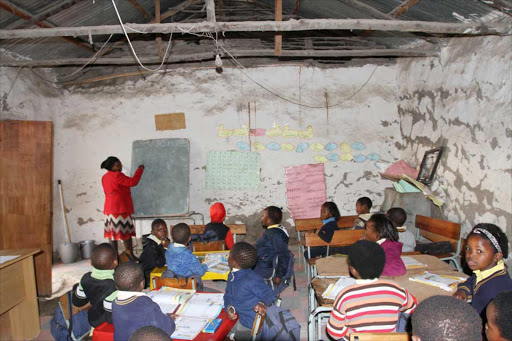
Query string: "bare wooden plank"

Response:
xmin=338 ymin=215 xmax=358 ymax=228
xmin=155 ymin=0 xmax=163 ymax=61
xmin=415 ymin=215 xmax=461 ymax=240
xmin=388 ymin=0 xmax=420 ymax=17
xmin=128 ymin=0 xmax=154 ymax=21
xmin=205 ymin=0 xmax=216 ymax=22
xmin=0 ymin=19 xmax=509 ymax=40
xmin=275 ymin=0 xmax=282 ymax=56
xmin=155 ymin=113 xmax=186 ymax=131
xmin=0 ymin=0 xmax=93 ymax=51
xmin=0 ymin=48 xmax=438 ymax=67
xmin=304 ymin=229 xmax=364 ymax=247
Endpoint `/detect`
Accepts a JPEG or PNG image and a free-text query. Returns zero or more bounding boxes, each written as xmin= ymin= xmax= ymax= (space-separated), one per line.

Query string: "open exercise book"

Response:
xmin=409 ymin=271 xmax=466 ymax=291
xmin=322 ymin=276 xmax=357 ymax=300
xmin=203 ymin=252 xmax=231 ymax=274
xmin=401 ymin=256 xmax=427 ymax=269
xmin=148 ymin=287 xmax=224 ymax=340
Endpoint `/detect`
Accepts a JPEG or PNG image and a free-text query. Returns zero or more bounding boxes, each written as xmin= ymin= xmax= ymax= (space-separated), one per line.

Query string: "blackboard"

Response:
xmin=130 ymin=138 xmax=190 ymax=216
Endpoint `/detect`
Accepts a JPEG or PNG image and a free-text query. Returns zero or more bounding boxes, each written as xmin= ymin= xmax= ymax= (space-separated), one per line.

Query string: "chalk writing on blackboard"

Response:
xmin=206 ymin=151 xmax=260 ymax=190
xmin=285 ymin=163 xmax=326 ymax=220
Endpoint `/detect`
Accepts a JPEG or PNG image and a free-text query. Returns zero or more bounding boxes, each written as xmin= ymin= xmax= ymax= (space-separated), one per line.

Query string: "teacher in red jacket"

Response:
xmin=101 ymin=156 xmax=144 ymax=259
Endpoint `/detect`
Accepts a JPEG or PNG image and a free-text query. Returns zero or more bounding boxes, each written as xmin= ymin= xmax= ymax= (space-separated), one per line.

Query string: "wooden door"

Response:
xmin=0 ymin=120 xmax=53 ymax=296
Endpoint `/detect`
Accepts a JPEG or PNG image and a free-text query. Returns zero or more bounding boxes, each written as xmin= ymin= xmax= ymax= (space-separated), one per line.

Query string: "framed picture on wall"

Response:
xmin=417 ymin=147 xmax=445 ymax=185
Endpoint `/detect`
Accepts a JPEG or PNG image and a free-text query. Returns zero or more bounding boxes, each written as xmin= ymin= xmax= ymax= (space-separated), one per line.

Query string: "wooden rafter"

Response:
xmin=275 ymin=0 xmax=282 ymax=56
xmin=155 ymin=0 xmax=163 ymax=61
xmin=0 ymin=0 xmax=93 ymax=52
xmin=205 ymin=0 xmax=216 ymax=22
xmin=1 ymin=19 xmax=508 ymax=39
xmin=4 ymin=0 xmax=83 ymax=30
xmin=159 ymin=0 xmax=203 ymax=22
xmin=388 ymin=0 xmax=420 ymax=17
xmin=0 ymin=48 xmax=438 ymax=67
xmin=128 ymin=0 xmax=154 ymax=21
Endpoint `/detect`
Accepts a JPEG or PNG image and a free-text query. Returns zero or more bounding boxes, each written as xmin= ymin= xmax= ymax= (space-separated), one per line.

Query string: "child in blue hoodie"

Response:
xmin=225 ymin=242 xmax=277 ymax=339
xmin=164 ymin=223 xmax=208 ymax=290
xmin=304 ymin=201 xmax=341 ymax=259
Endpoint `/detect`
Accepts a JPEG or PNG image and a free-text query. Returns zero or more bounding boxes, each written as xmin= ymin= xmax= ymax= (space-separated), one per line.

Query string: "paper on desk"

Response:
xmin=146 ymin=288 xmax=195 ymax=314
xmin=409 ymin=271 xmax=466 ymax=291
xmin=203 ymin=252 xmax=230 ymax=274
xmin=322 ymin=276 xmax=356 ymax=300
xmin=172 ymin=316 xmax=210 ymax=340
xmin=0 ymin=255 xmax=19 ymax=264
xmin=401 ymin=256 xmax=427 ymax=268
xmin=178 ymin=293 xmax=224 ymax=319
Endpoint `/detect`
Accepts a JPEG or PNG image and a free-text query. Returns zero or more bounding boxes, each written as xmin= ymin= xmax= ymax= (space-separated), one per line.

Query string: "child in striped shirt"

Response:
xmin=327 ymin=240 xmax=417 ymax=340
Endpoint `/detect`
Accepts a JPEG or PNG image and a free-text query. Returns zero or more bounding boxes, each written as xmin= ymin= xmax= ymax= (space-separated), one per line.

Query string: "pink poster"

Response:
xmin=285 ymin=163 xmax=326 ymax=220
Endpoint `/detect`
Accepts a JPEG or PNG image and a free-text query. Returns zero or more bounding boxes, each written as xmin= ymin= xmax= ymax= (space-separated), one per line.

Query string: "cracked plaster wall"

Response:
xmin=396 ymin=36 xmax=512 ymax=260
xmin=1 ymin=63 xmax=401 ymax=249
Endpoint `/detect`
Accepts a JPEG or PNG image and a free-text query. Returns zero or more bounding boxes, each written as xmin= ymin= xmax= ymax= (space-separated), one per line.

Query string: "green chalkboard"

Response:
xmin=131 ymin=138 xmax=190 ymax=216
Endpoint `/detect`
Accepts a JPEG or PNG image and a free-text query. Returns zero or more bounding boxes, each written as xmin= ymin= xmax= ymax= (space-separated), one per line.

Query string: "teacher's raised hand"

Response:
xmin=138 ymin=164 xmax=145 ymax=170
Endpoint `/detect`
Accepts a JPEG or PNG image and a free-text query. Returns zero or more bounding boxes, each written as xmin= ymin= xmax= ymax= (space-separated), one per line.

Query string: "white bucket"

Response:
xmin=79 ymin=240 xmax=96 ymax=259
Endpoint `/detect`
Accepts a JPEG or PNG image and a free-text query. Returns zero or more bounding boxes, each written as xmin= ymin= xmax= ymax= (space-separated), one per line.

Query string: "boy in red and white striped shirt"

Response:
xmin=327 ymin=240 xmax=417 ymax=340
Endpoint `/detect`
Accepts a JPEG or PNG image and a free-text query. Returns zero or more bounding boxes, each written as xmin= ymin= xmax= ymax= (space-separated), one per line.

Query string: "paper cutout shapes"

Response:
xmin=281 ymin=143 xmax=295 ymax=151
xmin=298 ymin=125 xmax=314 ymax=139
xmin=310 ymin=143 xmax=325 ymax=151
xmin=340 ymin=153 xmax=354 ymax=161
xmin=206 ymin=151 xmax=260 ymax=190
xmin=253 ymin=142 xmax=266 ymax=150
xmin=266 ymin=142 xmax=281 ymax=151
xmin=353 ymin=154 xmax=367 ymax=163
xmin=296 ymin=143 xmax=309 ymax=153
xmin=217 ymin=124 xmax=233 ymax=138
xmin=351 ymin=142 xmax=366 ymax=151
xmin=367 ymin=153 xmax=381 ymax=161
xmin=325 ymin=142 xmax=337 ymax=151
xmin=314 ymin=155 xmax=328 ymax=163
xmin=250 ymin=128 xmax=266 ymax=136
xmin=266 ymin=124 xmax=282 ymax=138
xmin=236 ymin=141 xmax=250 ymax=151
xmin=282 ymin=125 xmax=299 ymax=138
xmin=340 ymin=143 xmax=351 ymax=154
xmin=327 ymin=153 xmax=339 ymax=162
xmin=233 ymin=124 xmax=249 ymax=137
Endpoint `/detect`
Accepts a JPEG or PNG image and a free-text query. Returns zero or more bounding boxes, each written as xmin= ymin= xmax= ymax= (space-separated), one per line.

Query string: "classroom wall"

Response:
xmin=396 ymin=36 xmax=512 ymax=250
xmin=1 ymin=63 xmax=401 ymax=250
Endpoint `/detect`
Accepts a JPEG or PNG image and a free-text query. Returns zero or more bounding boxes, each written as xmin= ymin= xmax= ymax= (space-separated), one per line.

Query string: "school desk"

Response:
xmin=92 ymin=303 xmax=237 ymax=341
xmin=307 ymin=256 xmax=468 ymax=341
xmin=149 ymin=251 xmax=230 ymax=290
xmin=0 ymin=249 xmax=41 ymax=340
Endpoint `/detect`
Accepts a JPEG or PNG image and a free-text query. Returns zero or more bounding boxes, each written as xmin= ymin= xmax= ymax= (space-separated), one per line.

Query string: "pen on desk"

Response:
xmin=172 ymin=304 xmax=181 ymax=315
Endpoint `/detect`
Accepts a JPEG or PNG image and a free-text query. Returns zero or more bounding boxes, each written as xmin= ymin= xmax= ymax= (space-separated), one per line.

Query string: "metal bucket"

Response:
xmin=79 ymin=240 xmax=96 ymax=259
xmin=58 ymin=242 xmax=79 ymax=264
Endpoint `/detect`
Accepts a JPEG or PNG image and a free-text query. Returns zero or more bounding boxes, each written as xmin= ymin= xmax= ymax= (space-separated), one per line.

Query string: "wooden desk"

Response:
xmin=0 ymin=249 xmax=41 ymax=340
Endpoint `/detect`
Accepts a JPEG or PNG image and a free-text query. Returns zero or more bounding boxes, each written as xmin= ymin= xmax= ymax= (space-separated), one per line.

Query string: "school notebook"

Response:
xmin=401 ymin=256 xmax=427 ymax=269
xmin=203 ymin=252 xmax=231 ymax=274
xmin=322 ymin=276 xmax=357 ymax=300
xmin=409 ymin=271 xmax=466 ymax=291
xmin=146 ymin=287 xmax=195 ymax=314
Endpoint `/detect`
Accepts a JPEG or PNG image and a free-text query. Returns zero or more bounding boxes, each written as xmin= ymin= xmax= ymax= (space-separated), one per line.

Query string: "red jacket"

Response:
xmin=102 ymin=168 xmax=143 ymax=215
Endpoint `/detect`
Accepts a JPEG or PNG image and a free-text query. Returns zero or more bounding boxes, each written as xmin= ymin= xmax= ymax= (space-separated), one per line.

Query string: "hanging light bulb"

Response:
xmin=214 ymin=47 xmax=223 ymax=74
xmin=215 ymin=54 xmax=223 ymax=68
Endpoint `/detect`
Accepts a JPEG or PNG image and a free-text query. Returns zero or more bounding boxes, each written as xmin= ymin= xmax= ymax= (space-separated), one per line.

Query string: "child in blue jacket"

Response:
xmin=164 ymin=223 xmax=208 ymax=290
xmin=225 ymin=242 xmax=277 ymax=339
xmin=253 ymin=206 xmax=291 ymax=288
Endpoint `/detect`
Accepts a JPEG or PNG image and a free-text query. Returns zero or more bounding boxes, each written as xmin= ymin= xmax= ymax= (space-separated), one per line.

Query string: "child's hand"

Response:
xmin=227 ymin=306 xmax=238 ymax=320
xmin=168 ymin=313 xmax=177 ymax=320
xmin=253 ymin=302 xmax=267 ymax=316
xmin=162 ymin=239 xmax=170 ymax=248
xmin=452 ymin=290 xmax=468 ymax=301
xmin=273 ymin=277 xmax=282 ymax=286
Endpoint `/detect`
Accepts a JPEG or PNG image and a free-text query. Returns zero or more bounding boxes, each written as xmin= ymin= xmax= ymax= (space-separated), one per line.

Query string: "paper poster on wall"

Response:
xmin=206 ymin=151 xmax=260 ymax=190
xmin=285 ymin=163 xmax=326 ymax=219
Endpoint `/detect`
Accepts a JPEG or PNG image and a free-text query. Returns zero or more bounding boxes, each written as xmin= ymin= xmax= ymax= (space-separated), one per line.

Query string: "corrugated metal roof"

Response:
xmin=0 ymin=0 xmax=508 ymax=63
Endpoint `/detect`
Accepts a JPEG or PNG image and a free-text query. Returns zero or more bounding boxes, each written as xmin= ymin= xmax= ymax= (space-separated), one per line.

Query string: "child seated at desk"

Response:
xmin=412 ymin=295 xmax=481 ymax=341
xmin=111 ymin=262 xmax=175 ymax=341
xmin=362 ymin=213 xmax=406 ymax=276
xmin=164 ymin=223 xmax=208 ymax=290
xmin=72 ymin=243 xmax=117 ymax=327
xmin=327 ymin=240 xmax=417 ymax=340
xmin=453 ymin=223 xmax=512 ymax=317
xmin=304 ymin=201 xmax=341 ymax=259
xmin=224 ymin=242 xmax=277 ymax=340
xmin=386 ymin=207 xmax=416 ymax=253
xmin=485 ymin=290 xmax=512 ymax=341
xmin=353 ymin=197 xmax=373 ymax=229
xmin=191 ymin=202 xmax=234 ymax=249
xmin=139 ymin=219 xmax=169 ymax=289
xmin=253 ymin=206 xmax=291 ymax=288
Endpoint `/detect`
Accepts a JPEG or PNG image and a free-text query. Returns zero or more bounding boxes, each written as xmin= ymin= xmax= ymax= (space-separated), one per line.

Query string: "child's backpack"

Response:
xmin=273 ymin=249 xmax=295 ymax=295
xmin=260 ymin=305 xmax=301 ymax=341
xmin=50 ymin=290 xmax=91 ymax=341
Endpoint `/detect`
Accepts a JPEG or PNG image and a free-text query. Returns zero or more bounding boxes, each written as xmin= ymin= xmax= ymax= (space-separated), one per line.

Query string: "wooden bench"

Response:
xmin=302 ymin=229 xmax=364 ymax=283
xmin=294 ymin=215 xmax=358 ymax=268
xmin=415 ymin=215 xmax=463 ymax=272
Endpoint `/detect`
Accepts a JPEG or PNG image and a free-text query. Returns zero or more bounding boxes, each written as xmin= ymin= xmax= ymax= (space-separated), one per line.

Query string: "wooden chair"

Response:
xmin=415 ymin=215 xmax=463 ymax=271
xmin=153 ymin=275 xmax=196 ymax=290
xmin=188 ymin=224 xmax=206 ymax=234
xmin=350 ymin=332 xmax=411 ymax=341
xmin=226 ymin=224 xmax=247 ymax=243
xmin=251 ymin=311 xmax=266 ymax=341
xmin=58 ymin=292 xmax=91 ymax=340
xmin=192 ymin=240 xmax=225 ymax=252
xmin=302 ymin=229 xmax=364 ymax=282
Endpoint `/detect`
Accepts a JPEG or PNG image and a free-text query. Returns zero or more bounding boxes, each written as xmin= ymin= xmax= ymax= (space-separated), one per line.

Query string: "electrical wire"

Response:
xmin=111 ymin=0 xmax=174 ymax=72
xmin=1 ymin=66 xmax=22 ymax=108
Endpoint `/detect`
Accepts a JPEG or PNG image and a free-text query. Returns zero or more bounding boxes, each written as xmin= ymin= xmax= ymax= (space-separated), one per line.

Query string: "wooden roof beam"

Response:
xmin=388 ymin=0 xmax=420 ymax=17
xmin=159 ymin=0 xmax=203 ymax=22
xmin=205 ymin=0 xmax=216 ymax=22
xmin=0 ymin=48 xmax=438 ymax=67
xmin=128 ymin=0 xmax=154 ymax=21
xmin=0 ymin=19 xmax=509 ymax=39
xmin=0 ymin=0 xmax=93 ymax=52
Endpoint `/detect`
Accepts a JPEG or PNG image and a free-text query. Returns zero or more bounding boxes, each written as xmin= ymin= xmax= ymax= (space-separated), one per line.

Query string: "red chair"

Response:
xmin=92 ymin=322 xmax=114 ymax=341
